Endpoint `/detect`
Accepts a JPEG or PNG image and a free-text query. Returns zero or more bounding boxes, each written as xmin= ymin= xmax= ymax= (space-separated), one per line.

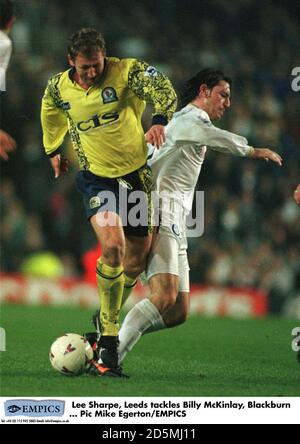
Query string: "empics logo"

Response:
xmin=4 ymin=400 xmax=65 ymax=417
xmin=7 ymin=405 xmax=21 ymax=414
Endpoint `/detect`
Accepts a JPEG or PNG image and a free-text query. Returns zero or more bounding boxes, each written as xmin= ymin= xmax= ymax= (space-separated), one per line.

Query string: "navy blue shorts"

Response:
xmin=76 ymin=165 xmax=153 ymax=237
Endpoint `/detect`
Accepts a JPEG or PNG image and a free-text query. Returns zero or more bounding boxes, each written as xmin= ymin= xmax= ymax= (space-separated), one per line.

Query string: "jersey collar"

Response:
xmin=187 ymin=104 xmax=211 ymax=123
xmin=67 ymin=58 xmax=108 ymax=89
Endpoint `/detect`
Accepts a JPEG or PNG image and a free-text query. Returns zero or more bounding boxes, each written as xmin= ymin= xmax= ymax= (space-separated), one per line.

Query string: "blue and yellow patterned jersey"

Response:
xmin=41 ymin=57 xmax=177 ymax=178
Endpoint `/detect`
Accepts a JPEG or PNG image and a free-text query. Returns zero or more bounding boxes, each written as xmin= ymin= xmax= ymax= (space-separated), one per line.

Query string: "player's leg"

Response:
xmin=118 ymin=232 xmax=180 ymax=364
xmin=121 ymin=234 xmax=152 ymax=307
xmin=118 ymin=273 xmax=179 ymax=364
xmin=118 ymin=232 xmax=190 ymax=364
xmin=120 ymin=163 xmax=153 ymax=307
xmin=144 ymin=248 xmax=190 ymax=333
xmin=75 ymin=170 xmax=127 ymax=371
xmin=90 ymin=212 xmax=125 ymax=368
xmin=162 ymin=244 xmax=190 ymax=327
xmin=118 ymin=272 xmax=190 ymax=363
xmin=81 ymin=165 xmax=153 ymax=374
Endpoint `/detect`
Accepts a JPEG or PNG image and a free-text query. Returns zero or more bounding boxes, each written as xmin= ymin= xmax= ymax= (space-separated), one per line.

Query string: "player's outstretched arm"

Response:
xmin=0 ymin=130 xmax=16 ymax=161
xmin=294 ymin=184 xmax=300 ymax=204
xmin=249 ymin=148 xmax=283 ymax=166
xmin=50 ymin=154 xmax=70 ymax=179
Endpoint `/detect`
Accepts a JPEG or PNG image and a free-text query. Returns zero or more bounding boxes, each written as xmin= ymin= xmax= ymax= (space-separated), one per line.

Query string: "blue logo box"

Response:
xmin=5 ymin=400 xmax=65 ymax=417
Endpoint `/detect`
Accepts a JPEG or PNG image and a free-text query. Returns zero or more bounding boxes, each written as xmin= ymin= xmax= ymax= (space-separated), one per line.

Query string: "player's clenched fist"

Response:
xmin=294 ymin=184 xmax=300 ymax=205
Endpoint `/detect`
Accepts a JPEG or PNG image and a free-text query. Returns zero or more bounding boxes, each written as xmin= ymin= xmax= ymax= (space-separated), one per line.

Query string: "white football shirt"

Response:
xmin=148 ymin=104 xmax=252 ymax=224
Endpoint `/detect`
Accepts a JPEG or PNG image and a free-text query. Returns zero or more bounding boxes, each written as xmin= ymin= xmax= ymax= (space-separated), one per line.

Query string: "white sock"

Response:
xmin=143 ymin=316 xmax=166 ymax=334
xmin=118 ymin=298 xmax=163 ymax=364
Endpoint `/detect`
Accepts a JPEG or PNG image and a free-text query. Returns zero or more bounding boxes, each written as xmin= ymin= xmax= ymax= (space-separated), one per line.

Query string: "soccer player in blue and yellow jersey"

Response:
xmin=41 ymin=28 xmax=177 ymax=377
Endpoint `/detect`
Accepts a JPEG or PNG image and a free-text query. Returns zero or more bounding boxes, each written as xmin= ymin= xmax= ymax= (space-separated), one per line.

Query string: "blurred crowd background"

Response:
xmin=1 ymin=0 xmax=300 ymax=313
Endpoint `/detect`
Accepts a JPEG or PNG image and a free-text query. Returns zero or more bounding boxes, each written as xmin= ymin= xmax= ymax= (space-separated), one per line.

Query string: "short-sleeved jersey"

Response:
xmin=41 ymin=57 xmax=177 ymax=178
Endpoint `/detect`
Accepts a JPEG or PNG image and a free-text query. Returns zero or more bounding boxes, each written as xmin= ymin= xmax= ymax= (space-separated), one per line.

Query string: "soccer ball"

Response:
xmin=49 ymin=333 xmax=93 ymax=376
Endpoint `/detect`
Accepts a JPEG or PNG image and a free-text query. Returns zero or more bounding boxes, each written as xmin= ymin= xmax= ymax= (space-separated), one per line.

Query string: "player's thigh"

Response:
xmin=90 ymin=212 xmax=125 ymax=257
xmin=123 ymin=164 xmax=153 ymax=239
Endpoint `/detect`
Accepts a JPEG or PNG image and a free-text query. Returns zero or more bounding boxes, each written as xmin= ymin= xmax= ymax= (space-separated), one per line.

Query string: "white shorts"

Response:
xmin=145 ymin=225 xmax=190 ymax=293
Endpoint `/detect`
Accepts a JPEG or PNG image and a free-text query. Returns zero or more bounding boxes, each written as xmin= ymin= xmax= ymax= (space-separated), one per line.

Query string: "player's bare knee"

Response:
xmin=102 ymin=243 xmax=125 ymax=267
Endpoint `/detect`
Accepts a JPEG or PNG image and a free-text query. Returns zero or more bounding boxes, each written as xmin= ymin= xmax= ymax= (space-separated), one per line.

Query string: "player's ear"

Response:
xmin=199 ymin=84 xmax=209 ymax=98
xmin=68 ymin=55 xmax=75 ymax=67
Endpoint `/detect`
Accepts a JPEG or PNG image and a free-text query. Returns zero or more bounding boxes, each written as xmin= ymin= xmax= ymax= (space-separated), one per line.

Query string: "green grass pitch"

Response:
xmin=1 ymin=304 xmax=300 ymax=397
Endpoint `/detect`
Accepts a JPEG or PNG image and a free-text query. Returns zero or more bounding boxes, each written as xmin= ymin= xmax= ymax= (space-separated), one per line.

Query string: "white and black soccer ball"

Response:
xmin=49 ymin=333 xmax=93 ymax=376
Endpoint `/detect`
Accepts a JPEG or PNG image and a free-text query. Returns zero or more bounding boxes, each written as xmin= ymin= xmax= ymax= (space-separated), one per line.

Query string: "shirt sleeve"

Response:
xmin=40 ymin=76 xmax=68 ymax=156
xmin=127 ymin=60 xmax=177 ymax=125
xmin=173 ymin=115 xmax=252 ymax=157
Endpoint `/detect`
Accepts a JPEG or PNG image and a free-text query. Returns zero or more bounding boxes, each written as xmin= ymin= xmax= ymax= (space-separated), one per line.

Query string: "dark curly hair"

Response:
xmin=0 ymin=0 xmax=14 ymax=29
xmin=180 ymin=68 xmax=232 ymax=109
xmin=68 ymin=28 xmax=106 ymax=60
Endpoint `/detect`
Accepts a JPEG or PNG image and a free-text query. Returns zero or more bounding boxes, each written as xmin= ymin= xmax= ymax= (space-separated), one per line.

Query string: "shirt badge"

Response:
xmin=102 ymin=87 xmax=118 ymax=104
xmin=89 ymin=196 xmax=102 ymax=209
xmin=62 ymin=102 xmax=71 ymax=110
xmin=145 ymin=66 xmax=158 ymax=77
xmin=172 ymin=224 xmax=180 ymax=237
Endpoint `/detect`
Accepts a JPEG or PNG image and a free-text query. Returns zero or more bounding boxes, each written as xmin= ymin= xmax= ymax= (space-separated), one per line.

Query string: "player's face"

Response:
xmin=70 ymin=51 xmax=105 ymax=88
xmin=206 ymin=81 xmax=231 ymax=120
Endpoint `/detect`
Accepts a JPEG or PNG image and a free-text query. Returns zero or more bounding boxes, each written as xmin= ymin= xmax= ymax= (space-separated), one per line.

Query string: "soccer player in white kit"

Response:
xmin=0 ymin=0 xmax=16 ymax=160
xmin=116 ymin=68 xmax=283 ymax=366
